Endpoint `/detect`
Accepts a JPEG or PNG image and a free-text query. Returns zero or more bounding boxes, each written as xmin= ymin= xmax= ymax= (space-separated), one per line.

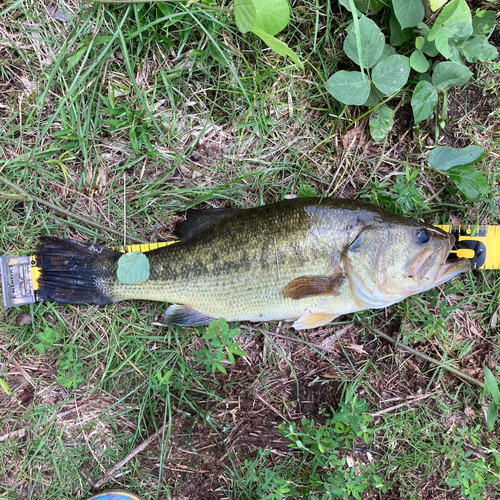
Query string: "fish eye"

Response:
xmin=416 ymin=229 xmax=430 ymax=244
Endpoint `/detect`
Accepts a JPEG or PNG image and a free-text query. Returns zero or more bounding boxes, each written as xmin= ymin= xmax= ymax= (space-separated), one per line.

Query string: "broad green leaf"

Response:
xmin=429 ymin=0 xmax=449 ymax=11
xmin=117 ymin=251 xmax=150 ymax=284
xmin=415 ymin=36 xmax=425 ymax=50
xmin=339 ymin=0 xmax=385 ymax=14
xmin=433 ymin=28 xmax=451 ymax=58
xmin=417 ymin=21 xmax=430 ymax=36
xmin=484 ymin=366 xmax=500 ymax=405
xmin=448 ymin=21 xmax=473 ymax=43
xmin=372 ymin=44 xmax=397 ymax=68
xmin=433 ymin=28 xmax=454 ymax=58
xmin=487 ymin=402 xmax=498 ymax=432
xmin=252 ymin=0 xmax=290 ymax=37
xmin=410 ymin=50 xmax=429 ymax=72
xmin=372 ymin=55 xmax=410 ymax=95
xmin=389 ymin=12 xmax=414 ymax=47
xmin=420 ymin=36 xmax=440 ymax=57
xmin=427 ymin=0 xmax=471 ymax=42
xmin=0 ymin=377 xmax=14 ymax=396
xmin=411 ymin=81 xmax=438 ymax=123
xmin=461 ymin=36 xmax=498 ymax=63
xmin=251 ymin=27 xmax=304 ymax=69
xmin=369 ymin=106 xmax=394 ymax=143
xmin=363 ymin=84 xmax=384 ymax=106
xmin=472 ymin=10 xmax=496 ymax=36
xmin=325 ymin=71 xmax=371 ymax=105
xmin=448 ymin=45 xmax=465 ymax=64
xmin=434 ymin=22 xmax=471 ymax=58
xmin=446 ymin=165 xmax=489 ymax=200
xmin=358 ymin=0 xmax=385 ymax=12
xmin=418 ymin=73 xmax=432 ymax=83
xmin=393 ymin=0 xmax=424 ymax=30
xmin=344 ymin=15 xmax=385 ymax=68
xmin=157 ymin=3 xmax=184 ymax=28
xmin=428 ymin=145 xmax=485 ymax=171
xmin=432 ymin=61 xmax=472 ymax=91
xmin=234 ymin=0 xmax=256 ymax=34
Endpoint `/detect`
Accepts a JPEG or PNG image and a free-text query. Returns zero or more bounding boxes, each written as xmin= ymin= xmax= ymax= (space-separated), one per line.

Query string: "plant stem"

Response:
xmin=0 ymin=175 xmax=144 ymax=243
xmin=0 ymin=192 xmax=26 ymax=201
xmin=364 ymin=323 xmax=485 ymax=390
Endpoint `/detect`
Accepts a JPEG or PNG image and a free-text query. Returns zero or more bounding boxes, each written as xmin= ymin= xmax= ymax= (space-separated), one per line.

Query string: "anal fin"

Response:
xmin=164 ymin=304 xmax=214 ymax=327
xmin=293 ymin=312 xmax=336 ymax=330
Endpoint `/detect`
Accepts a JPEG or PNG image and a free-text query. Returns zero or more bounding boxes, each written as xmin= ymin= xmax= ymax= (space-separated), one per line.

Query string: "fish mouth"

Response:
xmin=434 ymin=253 xmax=471 ymax=286
xmin=411 ymin=234 xmax=470 ymax=287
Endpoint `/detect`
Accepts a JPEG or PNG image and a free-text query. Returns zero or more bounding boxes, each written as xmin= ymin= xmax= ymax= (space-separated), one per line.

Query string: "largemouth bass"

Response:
xmin=35 ymin=198 xmax=470 ymax=329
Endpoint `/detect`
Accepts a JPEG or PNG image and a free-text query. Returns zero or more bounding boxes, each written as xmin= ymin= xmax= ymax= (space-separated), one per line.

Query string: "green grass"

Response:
xmin=1 ymin=0 xmax=500 ymax=499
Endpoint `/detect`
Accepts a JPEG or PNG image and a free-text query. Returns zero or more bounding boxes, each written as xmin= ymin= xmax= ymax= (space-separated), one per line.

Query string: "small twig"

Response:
xmin=370 ymin=393 xmax=435 ymax=417
xmin=80 ymin=424 xmax=166 ymax=489
xmin=0 ymin=174 xmax=143 ymax=243
xmin=364 ymin=323 xmax=485 ymax=390
xmin=0 ymin=192 xmax=26 ymax=201
xmin=255 ymin=392 xmax=286 ymax=420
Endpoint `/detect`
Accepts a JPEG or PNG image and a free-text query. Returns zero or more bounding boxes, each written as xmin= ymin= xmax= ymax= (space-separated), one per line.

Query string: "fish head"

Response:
xmin=342 ymin=221 xmax=470 ymax=308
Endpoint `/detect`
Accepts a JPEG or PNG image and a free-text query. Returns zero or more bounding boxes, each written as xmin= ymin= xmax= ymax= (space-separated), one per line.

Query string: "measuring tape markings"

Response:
xmin=436 ymin=225 xmax=498 ymax=270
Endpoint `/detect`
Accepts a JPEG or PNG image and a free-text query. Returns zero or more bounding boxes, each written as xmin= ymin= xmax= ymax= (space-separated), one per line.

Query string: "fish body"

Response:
xmin=36 ymin=198 xmax=470 ymax=329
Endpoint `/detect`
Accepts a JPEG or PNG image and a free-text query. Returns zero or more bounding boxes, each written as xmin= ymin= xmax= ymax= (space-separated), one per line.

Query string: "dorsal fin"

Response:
xmin=174 ymin=208 xmax=235 ymax=240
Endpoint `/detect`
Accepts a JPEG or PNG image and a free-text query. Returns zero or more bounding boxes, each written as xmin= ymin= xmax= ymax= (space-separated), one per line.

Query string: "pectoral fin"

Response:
xmin=293 ymin=312 xmax=337 ymax=330
xmin=164 ymin=304 xmax=214 ymax=326
xmin=282 ymin=273 xmax=345 ymax=300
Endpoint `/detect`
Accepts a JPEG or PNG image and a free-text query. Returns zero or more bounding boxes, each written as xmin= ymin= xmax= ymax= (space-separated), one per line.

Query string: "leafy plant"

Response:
xmin=56 ymin=346 xmax=86 ymax=389
xmin=101 ymin=88 xmax=154 ymax=155
xmin=483 ymin=366 xmax=500 ymax=432
xmin=195 ymin=318 xmax=246 ymax=374
xmin=427 ymin=145 xmax=488 ymax=200
xmin=90 ymin=0 xmax=303 ymax=69
xmin=326 ymin=0 xmax=498 ymax=142
xmin=34 ymin=326 xmax=59 ymax=355
xmin=150 ymin=367 xmax=175 ymax=393
xmin=240 ymin=391 xmax=389 ymax=499
xmin=361 ymin=165 xmax=428 ymax=214
xmin=444 ymin=425 xmax=500 ymax=499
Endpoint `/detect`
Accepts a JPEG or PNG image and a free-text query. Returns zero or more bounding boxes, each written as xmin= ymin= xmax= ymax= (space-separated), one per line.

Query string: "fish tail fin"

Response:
xmin=35 ymin=237 xmax=120 ymax=305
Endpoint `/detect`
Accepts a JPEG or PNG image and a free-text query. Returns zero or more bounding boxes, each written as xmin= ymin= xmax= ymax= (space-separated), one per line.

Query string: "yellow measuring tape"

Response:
xmin=436 ymin=225 xmax=498 ymax=270
xmin=113 ymin=241 xmax=178 ymax=254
